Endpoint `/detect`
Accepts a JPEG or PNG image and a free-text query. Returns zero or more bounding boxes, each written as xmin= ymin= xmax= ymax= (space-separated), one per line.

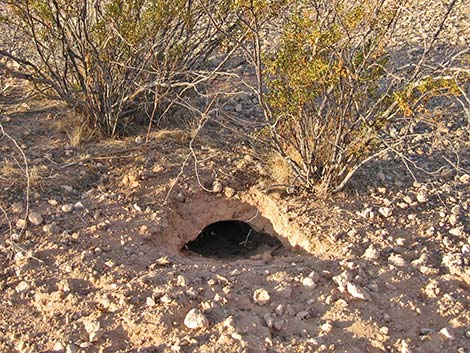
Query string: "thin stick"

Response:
xmin=0 ymin=123 xmax=30 ymax=241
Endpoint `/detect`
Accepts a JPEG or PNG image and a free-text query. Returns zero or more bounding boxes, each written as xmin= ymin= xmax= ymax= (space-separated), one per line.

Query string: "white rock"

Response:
xmin=15 ymin=281 xmax=30 ymax=293
xmin=224 ymin=187 xmax=236 ymax=198
xmin=302 ymin=277 xmax=317 ymax=289
xmin=439 ymin=327 xmax=455 ymax=340
xmin=346 ymin=282 xmax=371 ymax=300
xmin=275 ymin=304 xmax=285 ymax=316
xmin=416 ymin=191 xmax=428 ymax=203
xmin=333 ymin=271 xmax=352 ymax=293
xmin=145 ymin=294 xmax=157 ymax=306
xmin=235 ymin=103 xmax=243 ymax=112
xmin=450 ymin=205 xmax=461 ymax=216
xmin=396 ymin=238 xmax=406 ymax=246
xmin=388 ymin=254 xmax=407 ymax=267
xmin=183 ymin=309 xmax=209 ymax=329
xmin=320 ymin=322 xmax=333 ymax=334
xmin=379 ymin=207 xmax=393 ymax=218
xmin=253 ymin=288 xmax=270 ymax=305
xmin=176 ymin=275 xmax=187 ymax=287
xmin=308 ymin=271 xmax=320 ymax=282
xmin=74 ymin=202 xmax=85 ymax=209
xmin=401 ymin=340 xmax=412 ymax=353
xmin=449 ymin=226 xmax=464 ymax=237
xmin=449 ymin=214 xmax=458 ymax=226
xmin=28 ymin=212 xmax=43 ymax=226
xmin=462 ymin=244 xmax=470 ymax=256
xmin=61 ymin=204 xmax=74 ymax=213
xmin=363 ymin=245 xmax=380 ymax=260
xmin=212 ymin=180 xmax=223 ymax=193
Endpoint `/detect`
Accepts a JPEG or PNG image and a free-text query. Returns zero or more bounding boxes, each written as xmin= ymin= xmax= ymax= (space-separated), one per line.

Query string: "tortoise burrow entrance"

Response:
xmin=181 ymin=220 xmax=284 ymax=259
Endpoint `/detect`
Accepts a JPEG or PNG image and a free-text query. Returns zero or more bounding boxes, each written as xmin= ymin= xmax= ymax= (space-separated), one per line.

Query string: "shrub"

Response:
xmin=236 ymin=0 xmax=461 ymax=194
xmin=0 ymin=0 xmax=232 ymax=136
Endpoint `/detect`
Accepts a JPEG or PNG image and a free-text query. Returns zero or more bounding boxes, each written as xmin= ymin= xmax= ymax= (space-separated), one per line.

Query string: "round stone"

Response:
xmin=28 ymin=212 xmax=43 ymax=226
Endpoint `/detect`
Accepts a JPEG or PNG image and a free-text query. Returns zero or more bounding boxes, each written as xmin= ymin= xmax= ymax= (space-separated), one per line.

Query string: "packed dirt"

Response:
xmin=1 ymin=82 xmax=469 ymax=353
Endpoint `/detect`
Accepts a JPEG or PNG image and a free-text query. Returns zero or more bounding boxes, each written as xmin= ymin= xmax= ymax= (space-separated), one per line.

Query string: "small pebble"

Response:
xmin=388 ymin=254 xmax=407 ymax=267
xmin=379 ymin=207 xmax=393 ymax=218
xmin=346 ymin=282 xmax=371 ymax=300
xmin=302 ymin=277 xmax=317 ymax=289
xmin=439 ymin=327 xmax=455 ymax=340
xmin=253 ymin=288 xmax=270 ymax=305
xmin=61 ymin=204 xmax=74 ymax=213
xmin=28 ymin=212 xmax=43 ymax=226
xmin=212 ymin=180 xmax=223 ymax=193
xmin=183 ymin=308 xmax=209 ymax=329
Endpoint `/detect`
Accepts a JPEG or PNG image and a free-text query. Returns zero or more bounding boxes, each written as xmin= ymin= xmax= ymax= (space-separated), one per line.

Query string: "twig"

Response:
xmin=0 ymin=123 xmax=30 ymax=241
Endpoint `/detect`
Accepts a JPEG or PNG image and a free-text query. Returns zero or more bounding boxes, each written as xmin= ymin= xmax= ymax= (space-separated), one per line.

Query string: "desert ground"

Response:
xmin=1 ymin=1 xmax=470 ymax=353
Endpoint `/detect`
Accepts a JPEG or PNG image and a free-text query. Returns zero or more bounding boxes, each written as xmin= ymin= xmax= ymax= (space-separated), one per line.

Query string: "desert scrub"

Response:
xmin=0 ymin=0 xmax=235 ymax=136
xmin=236 ymin=0 xmax=462 ymax=194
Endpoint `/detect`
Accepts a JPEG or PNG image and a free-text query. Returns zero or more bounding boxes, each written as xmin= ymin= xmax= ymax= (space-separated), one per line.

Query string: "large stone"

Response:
xmin=184 ymin=309 xmax=209 ymax=329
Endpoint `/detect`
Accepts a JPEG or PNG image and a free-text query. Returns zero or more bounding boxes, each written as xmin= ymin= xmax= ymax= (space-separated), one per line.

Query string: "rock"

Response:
xmin=15 ymin=281 xmax=30 ymax=293
xmin=396 ymin=237 xmax=406 ymax=246
xmin=176 ymin=275 xmax=187 ymax=287
xmin=275 ymin=304 xmax=285 ymax=316
xmin=459 ymin=174 xmax=470 ymax=184
xmin=28 ymin=212 xmax=43 ymax=226
xmin=224 ymin=187 xmax=236 ymax=198
xmin=363 ymin=245 xmax=380 ymax=260
xmin=212 ymin=180 xmax=223 ymax=193
xmin=462 ymin=244 xmax=470 ymax=256
xmin=302 ymin=276 xmax=317 ymax=289
xmin=183 ymin=309 xmax=209 ymax=329
xmin=379 ymin=207 xmax=393 ymax=218
xmin=439 ymin=327 xmax=455 ymax=340
xmin=320 ymin=322 xmax=333 ymax=334
xmin=451 ymin=205 xmax=461 ymax=216
xmin=235 ymin=103 xmax=243 ymax=112
xmin=449 ymin=226 xmax=464 ymax=237
xmin=346 ymin=282 xmax=371 ymax=300
xmin=74 ymin=202 xmax=85 ymax=209
xmin=273 ymin=320 xmax=284 ymax=331
xmin=65 ymin=343 xmax=79 ymax=353
xmin=296 ymin=311 xmax=310 ymax=320
xmin=388 ymin=254 xmax=407 ymax=267
xmin=253 ymin=288 xmax=270 ymax=305
xmin=308 ymin=270 xmax=320 ymax=282
xmin=416 ymin=191 xmax=428 ymax=203
xmin=263 ymin=313 xmax=274 ymax=328
xmin=61 ymin=204 xmax=74 ymax=213
xmin=146 ymin=297 xmax=156 ymax=306
xmin=401 ymin=340 xmax=412 ymax=353
xmin=333 ymin=271 xmax=352 ymax=293
xmin=43 ymin=223 xmax=59 ymax=234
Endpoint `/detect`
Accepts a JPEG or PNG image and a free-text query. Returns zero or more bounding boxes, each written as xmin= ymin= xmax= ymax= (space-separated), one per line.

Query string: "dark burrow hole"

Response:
xmin=182 ymin=220 xmax=284 ymax=259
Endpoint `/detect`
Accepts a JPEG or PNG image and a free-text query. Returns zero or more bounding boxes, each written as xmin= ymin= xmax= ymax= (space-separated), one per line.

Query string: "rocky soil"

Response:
xmin=1 ymin=1 xmax=470 ymax=353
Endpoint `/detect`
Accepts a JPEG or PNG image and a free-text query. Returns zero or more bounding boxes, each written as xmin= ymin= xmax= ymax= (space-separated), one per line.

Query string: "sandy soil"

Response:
xmin=1 ymin=1 xmax=470 ymax=352
xmin=0 ymin=84 xmax=469 ymax=353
